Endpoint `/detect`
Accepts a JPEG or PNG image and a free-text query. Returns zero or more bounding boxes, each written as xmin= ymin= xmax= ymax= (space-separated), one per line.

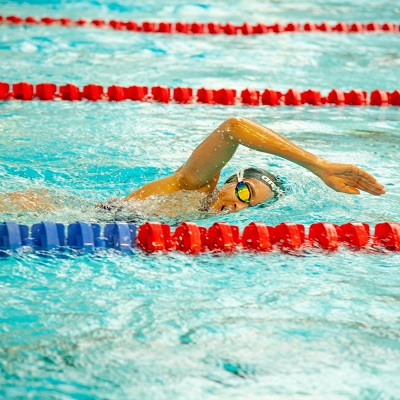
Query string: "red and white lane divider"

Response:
xmin=1 ymin=220 xmax=400 ymax=254
xmin=1 ymin=15 xmax=399 ymax=35
xmin=1 ymin=82 xmax=399 ymax=106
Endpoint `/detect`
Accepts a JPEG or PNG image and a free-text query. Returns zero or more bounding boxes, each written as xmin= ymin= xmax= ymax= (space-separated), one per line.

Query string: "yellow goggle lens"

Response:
xmin=235 ymin=181 xmax=251 ymax=203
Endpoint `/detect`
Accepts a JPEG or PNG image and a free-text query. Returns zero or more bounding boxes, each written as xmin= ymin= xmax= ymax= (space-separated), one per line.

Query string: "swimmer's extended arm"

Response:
xmin=125 ymin=117 xmax=385 ymax=200
xmin=178 ymin=117 xmax=385 ymax=196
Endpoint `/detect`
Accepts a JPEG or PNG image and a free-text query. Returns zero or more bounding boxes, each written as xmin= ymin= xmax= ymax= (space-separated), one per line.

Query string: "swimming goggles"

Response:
xmin=234 ymin=170 xmax=252 ymax=205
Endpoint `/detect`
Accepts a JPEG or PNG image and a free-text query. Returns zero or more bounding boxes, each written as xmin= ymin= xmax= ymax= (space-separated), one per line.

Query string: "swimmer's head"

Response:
xmin=209 ymin=167 xmax=285 ymax=213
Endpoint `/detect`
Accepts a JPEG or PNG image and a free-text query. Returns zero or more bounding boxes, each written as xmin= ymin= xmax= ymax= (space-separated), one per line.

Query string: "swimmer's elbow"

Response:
xmin=176 ymin=170 xmax=205 ymax=190
xmin=219 ymin=117 xmax=250 ymax=142
xmin=221 ymin=116 xmax=246 ymax=131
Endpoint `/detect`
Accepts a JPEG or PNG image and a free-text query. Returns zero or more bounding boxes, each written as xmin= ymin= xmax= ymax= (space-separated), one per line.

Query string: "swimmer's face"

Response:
xmin=209 ymin=178 xmax=274 ymax=213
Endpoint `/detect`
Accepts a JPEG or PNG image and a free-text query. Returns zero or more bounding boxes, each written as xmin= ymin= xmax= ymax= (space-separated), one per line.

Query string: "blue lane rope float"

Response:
xmin=0 ymin=221 xmax=137 ymax=253
xmin=1 ymin=221 xmax=400 ymax=254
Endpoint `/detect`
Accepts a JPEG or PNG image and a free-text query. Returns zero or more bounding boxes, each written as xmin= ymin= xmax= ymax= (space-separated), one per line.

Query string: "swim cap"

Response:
xmin=224 ymin=167 xmax=286 ymax=199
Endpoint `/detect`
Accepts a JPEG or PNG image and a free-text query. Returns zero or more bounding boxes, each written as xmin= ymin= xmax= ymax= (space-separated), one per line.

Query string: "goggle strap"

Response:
xmin=236 ymin=169 xmax=244 ymax=182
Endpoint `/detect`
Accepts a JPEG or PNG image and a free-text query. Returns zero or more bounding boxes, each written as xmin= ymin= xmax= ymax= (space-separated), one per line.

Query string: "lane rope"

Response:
xmin=1 ymin=82 xmax=399 ymax=106
xmin=1 ymin=221 xmax=399 ymax=254
xmin=1 ymin=15 xmax=399 ymax=35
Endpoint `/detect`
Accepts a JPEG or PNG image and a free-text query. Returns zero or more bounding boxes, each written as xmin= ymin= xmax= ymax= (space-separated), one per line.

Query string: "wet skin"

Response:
xmin=208 ymin=178 xmax=274 ymax=213
xmin=1 ymin=118 xmax=386 ymax=215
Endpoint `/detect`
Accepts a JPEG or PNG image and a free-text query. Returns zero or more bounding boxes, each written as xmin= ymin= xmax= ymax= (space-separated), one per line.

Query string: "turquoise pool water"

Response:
xmin=1 ymin=0 xmax=400 ymax=398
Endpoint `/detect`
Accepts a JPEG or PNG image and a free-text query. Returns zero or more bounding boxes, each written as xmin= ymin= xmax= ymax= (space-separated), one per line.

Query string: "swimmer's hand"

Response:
xmin=313 ymin=161 xmax=386 ymax=196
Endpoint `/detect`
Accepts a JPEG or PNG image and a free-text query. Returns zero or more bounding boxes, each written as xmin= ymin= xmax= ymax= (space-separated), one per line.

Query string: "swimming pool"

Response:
xmin=1 ymin=0 xmax=400 ymax=398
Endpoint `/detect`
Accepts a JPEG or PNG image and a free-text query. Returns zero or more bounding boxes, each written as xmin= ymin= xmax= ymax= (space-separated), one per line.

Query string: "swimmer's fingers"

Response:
xmin=338 ymin=185 xmax=361 ymax=195
xmin=354 ymin=179 xmax=386 ymax=196
xmin=321 ymin=163 xmax=385 ymax=196
xmin=348 ymin=167 xmax=386 ymax=195
xmin=335 ymin=176 xmax=384 ymax=196
xmin=325 ymin=178 xmax=361 ymax=195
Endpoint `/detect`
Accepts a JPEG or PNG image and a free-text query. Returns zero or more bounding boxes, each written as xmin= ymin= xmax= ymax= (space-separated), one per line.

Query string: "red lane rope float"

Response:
xmin=1 ymin=15 xmax=399 ymax=35
xmin=1 ymin=221 xmax=400 ymax=254
xmin=1 ymin=82 xmax=399 ymax=106
xmin=134 ymin=221 xmax=400 ymax=253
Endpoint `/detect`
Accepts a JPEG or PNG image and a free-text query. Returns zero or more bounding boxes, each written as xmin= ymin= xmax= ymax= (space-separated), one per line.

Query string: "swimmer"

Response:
xmin=118 ymin=117 xmax=385 ymax=214
xmin=1 ymin=117 xmax=385 ymax=215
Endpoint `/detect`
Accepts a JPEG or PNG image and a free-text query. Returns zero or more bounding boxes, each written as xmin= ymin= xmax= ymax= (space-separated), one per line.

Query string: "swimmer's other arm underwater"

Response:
xmin=122 ymin=117 xmax=385 ymax=213
xmin=0 ymin=117 xmax=385 ymax=214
